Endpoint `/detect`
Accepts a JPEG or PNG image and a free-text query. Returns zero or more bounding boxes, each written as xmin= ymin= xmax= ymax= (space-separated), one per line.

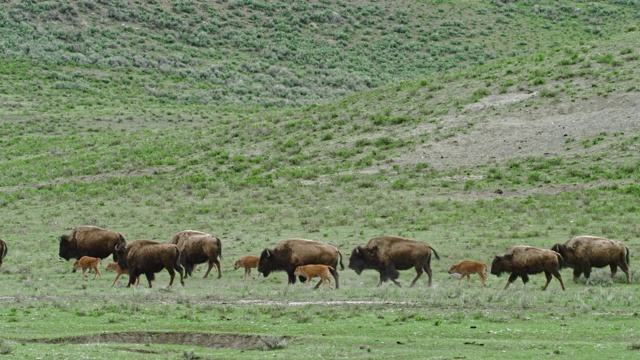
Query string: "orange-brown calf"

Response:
xmin=448 ymin=260 xmax=487 ymax=286
xmin=234 ymin=255 xmax=260 ymax=280
xmin=294 ymin=264 xmax=334 ymax=289
xmin=106 ymin=262 xmax=140 ymax=287
xmin=72 ymin=256 xmax=102 ymax=280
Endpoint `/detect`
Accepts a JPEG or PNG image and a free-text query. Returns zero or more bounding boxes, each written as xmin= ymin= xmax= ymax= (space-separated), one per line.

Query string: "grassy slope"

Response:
xmin=1 ymin=0 xmax=640 ymax=358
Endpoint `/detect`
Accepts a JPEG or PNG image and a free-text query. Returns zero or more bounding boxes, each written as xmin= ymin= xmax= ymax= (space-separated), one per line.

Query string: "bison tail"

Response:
xmin=429 ymin=246 xmax=440 ymax=260
xmin=556 ymin=253 xmax=564 ymax=269
xmin=625 ymin=245 xmax=630 ymax=266
xmin=338 ymin=251 xmax=344 ymax=270
xmin=174 ymin=248 xmax=185 ymax=278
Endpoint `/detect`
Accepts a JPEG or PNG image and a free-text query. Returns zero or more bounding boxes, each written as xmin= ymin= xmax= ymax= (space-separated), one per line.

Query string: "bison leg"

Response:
xmin=618 ymin=263 xmax=631 ymax=284
xmin=313 ymin=278 xmax=323 ymax=290
xmin=244 ymin=268 xmax=250 ymax=280
xmin=553 ymin=270 xmax=566 ymax=290
xmin=144 ymin=273 xmax=154 ymax=288
xmin=111 ymin=273 xmax=121 ymax=287
xmin=609 ymin=264 xmax=618 ymax=282
xmin=409 ymin=267 xmax=424 ymax=287
xmin=423 ymin=263 xmax=434 ymax=287
xmin=572 ymin=268 xmax=583 ymax=283
xmin=583 ymin=268 xmax=592 ymax=284
xmin=541 ymin=272 xmax=552 ymax=291
xmin=203 ymin=259 xmax=222 ymax=279
xmin=176 ymin=263 xmax=185 ymax=286
xmin=329 ymin=267 xmax=340 ymax=289
xmin=166 ymin=267 xmax=176 ymax=287
xmin=504 ymin=273 xmax=519 ymax=290
xmin=127 ymin=269 xmax=140 ymax=288
xmin=457 ymin=274 xmax=466 ymax=286
xmin=479 ymin=271 xmax=487 ymax=286
xmin=287 ymin=271 xmax=297 ymax=284
xmin=93 ymin=266 xmax=102 ymax=280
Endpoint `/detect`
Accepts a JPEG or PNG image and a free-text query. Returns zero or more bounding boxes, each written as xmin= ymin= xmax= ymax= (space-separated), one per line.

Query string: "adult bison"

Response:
xmin=491 ymin=246 xmax=565 ymax=291
xmin=169 ymin=230 xmax=222 ymax=279
xmin=551 ymin=235 xmax=631 ymax=284
xmin=0 ymin=238 xmax=7 ymax=267
xmin=59 ymin=225 xmax=126 ymax=261
xmin=348 ymin=236 xmax=440 ymax=287
xmin=115 ymin=240 xmax=185 ymax=288
xmin=258 ymin=239 xmax=344 ymax=289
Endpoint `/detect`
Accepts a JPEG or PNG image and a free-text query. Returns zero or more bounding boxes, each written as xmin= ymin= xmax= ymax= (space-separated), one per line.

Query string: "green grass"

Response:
xmin=2 ymin=0 xmax=640 ymax=358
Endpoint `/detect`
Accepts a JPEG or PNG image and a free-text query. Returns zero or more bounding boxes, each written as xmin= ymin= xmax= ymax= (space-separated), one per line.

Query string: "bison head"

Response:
xmin=490 ymin=255 xmax=504 ymax=276
xmin=550 ymin=244 xmax=568 ymax=267
xmin=257 ymin=249 xmax=275 ymax=277
xmin=58 ymin=234 xmax=76 ymax=261
xmin=348 ymin=246 xmax=367 ymax=275
xmin=114 ymin=243 xmax=129 ymax=270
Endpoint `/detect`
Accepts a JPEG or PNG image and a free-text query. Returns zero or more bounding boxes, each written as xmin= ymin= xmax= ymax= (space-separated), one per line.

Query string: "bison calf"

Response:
xmin=106 ymin=262 xmax=140 ymax=287
xmin=294 ymin=265 xmax=335 ymax=289
xmin=448 ymin=260 xmax=487 ymax=287
xmin=73 ymin=256 xmax=102 ymax=280
xmin=234 ymin=255 xmax=260 ymax=280
xmin=491 ymin=246 xmax=565 ymax=291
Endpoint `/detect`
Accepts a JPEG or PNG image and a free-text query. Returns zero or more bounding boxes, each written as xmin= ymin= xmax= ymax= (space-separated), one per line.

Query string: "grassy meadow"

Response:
xmin=2 ymin=0 xmax=640 ymax=358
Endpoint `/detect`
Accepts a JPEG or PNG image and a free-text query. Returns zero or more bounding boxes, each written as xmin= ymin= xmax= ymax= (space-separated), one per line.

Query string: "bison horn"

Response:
xmin=355 ymin=247 xmax=361 ymax=255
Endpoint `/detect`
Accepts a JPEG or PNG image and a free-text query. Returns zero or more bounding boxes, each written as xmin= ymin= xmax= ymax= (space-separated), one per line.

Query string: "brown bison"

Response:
xmin=72 ymin=256 xmax=102 ymax=279
xmin=294 ymin=265 xmax=335 ymax=289
xmin=169 ymin=230 xmax=222 ymax=279
xmin=115 ymin=240 xmax=185 ymax=288
xmin=106 ymin=262 xmax=140 ymax=287
xmin=551 ymin=235 xmax=631 ymax=284
xmin=59 ymin=225 xmax=126 ymax=261
xmin=448 ymin=260 xmax=487 ymax=287
xmin=234 ymin=255 xmax=260 ymax=280
xmin=491 ymin=246 xmax=565 ymax=291
xmin=258 ymin=239 xmax=344 ymax=289
xmin=348 ymin=236 xmax=440 ymax=287
xmin=0 ymin=238 xmax=7 ymax=267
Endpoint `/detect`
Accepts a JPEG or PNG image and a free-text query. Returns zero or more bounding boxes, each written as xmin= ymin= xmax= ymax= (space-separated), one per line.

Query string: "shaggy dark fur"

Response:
xmin=551 ymin=235 xmax=631 ymax=284
xmin=115 ymin=240 xmax=185 ymax=288
xmin=348 ymin=236 xmax=440 ymax=287
xmin=491 ymin=246 xmax=565 ymax=291
xmin=258 ymin=239 xmax=343 ymax=289
xmin=59 ymin=225 xmax=126 ymax=261
xmin=170 ymin=230 xmax=222 ymax=279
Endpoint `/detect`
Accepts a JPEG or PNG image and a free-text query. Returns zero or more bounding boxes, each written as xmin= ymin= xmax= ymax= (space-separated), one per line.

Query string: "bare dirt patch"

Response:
xmin=25 ymin=331 xmax=289 ymax=351
xmin=403 ymin=92 xmax=640 ymax=169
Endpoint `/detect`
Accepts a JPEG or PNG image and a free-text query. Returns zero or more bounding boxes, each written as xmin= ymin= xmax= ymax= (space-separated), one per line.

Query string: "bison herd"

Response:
xmin=0 ymin=226 xmax=633 ymax=291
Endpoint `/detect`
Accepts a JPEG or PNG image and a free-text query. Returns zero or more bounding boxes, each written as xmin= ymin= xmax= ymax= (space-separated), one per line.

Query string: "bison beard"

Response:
xmin=115 ymin=241 xmax=185 ymax=288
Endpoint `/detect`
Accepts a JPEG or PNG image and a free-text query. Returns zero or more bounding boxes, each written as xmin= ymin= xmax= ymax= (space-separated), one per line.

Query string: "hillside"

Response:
xmin=1 ymin=1 xmax=640 ymax=358
xmin=1 ymin=0 xmax=638 ymax=109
